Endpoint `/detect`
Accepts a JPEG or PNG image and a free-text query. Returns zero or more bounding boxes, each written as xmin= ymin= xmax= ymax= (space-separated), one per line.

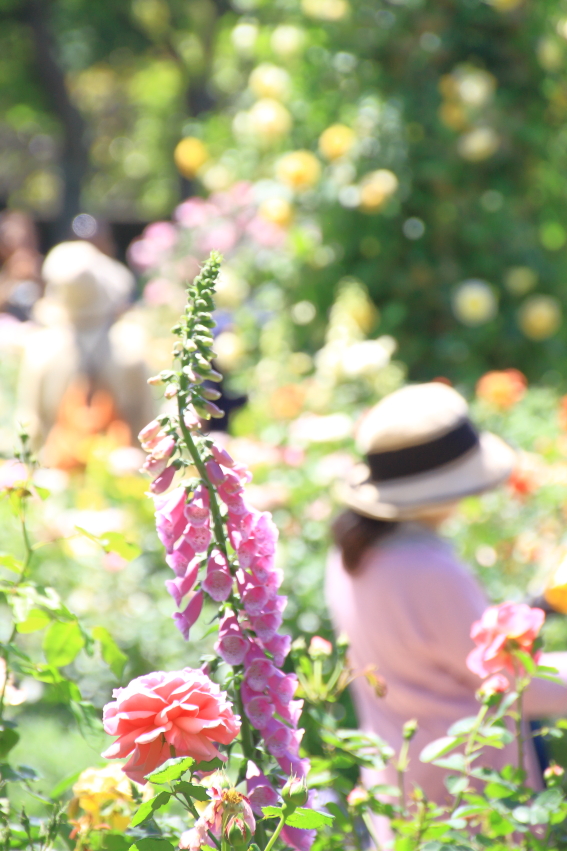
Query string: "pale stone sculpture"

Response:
xmin=18 ymin=240 xmax=156 ymax=468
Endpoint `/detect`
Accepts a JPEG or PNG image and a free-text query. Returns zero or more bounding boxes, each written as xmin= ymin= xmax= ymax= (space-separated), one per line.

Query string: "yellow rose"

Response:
xmin=258 ymin=197 xmax=294 ymax=227
xmin=358 ymin=169 xmax=399 ymax=212
xmin=174 ymin=137 xmax=209 ymax=178
xmin=276 ymin=151 xmax=321 ymax=190
xmin=319 ymin=124 xmax=356 ymax=160
xmin=545 ymin=558 xmax=567 ymax=614
xmin=70 ymin=764 xmax=146 ymax=833
xmin=518 ymin=295 xmax=562 ymax=340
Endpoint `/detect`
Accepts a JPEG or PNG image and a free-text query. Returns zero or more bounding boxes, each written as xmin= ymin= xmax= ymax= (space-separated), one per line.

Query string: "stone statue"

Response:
xmin=18 ymin=240 xmax=156 ymax=468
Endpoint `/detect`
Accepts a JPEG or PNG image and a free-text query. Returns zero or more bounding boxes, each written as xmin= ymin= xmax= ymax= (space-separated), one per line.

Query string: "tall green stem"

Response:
xmin=263 ymin=815 xmax=285 ymax=851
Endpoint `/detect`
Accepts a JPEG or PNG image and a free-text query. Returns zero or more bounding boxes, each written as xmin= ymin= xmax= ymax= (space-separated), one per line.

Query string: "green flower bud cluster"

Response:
xmin=173 ymin=250 xmax=225 ymax=420
xmin=281 ymin=776 xmax=309 ymax=816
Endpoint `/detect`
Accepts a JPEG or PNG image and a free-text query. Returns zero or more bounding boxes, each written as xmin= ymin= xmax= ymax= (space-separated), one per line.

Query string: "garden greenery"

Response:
xmin=3 ymin=257 xmax=567 ymax=851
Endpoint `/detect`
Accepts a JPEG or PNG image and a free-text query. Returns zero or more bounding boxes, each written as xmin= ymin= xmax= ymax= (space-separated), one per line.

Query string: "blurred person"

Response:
xmin=326 ymin=382 xmax=567 ymax=839
xmin=0 ymin=210 xmax=43 ymax=320
xmin=17 ymin=240 xmax=155 ymax=468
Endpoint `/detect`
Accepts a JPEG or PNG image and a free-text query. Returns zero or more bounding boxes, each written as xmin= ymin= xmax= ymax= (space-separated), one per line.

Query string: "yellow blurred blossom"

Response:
xmin=486 ymin=0 xmax=523 ymax=10
xmin=259 ymin=197 xmax=294 ymax=227
xmin=174 ymin=137 xmax=209 ymax=178
xmin=457 ymin=126 xmax=500 ymax=161
xmin=302 ymin=0 xmax=350 ymax=20
xmin=68 ymin=764 xmax=150 ymax=835
xmin=270 ymin=25 xmax=306 ymax=58
xmin=276 ymin=150 xmax=321 ymax=190
xmin=249 ymin=64 xmax=291 ymax=101
xmin=215 ymin=268 xmax=250 ymax=309
xmin=358 ymin=169 xmax=399 ymax=212
xmin=214 ymin=331 xmax=246 ymax=371
xmin=319 ymin=124 xmax=356 ymax=160
xmin=230 ymin=22 xmax=258 ymax=55
xmin=518 ymin=295 xmax=562 ymax=340
xmin=452 ymin=280 xmax=497 ymax=325
xmin=545 ymin=556 xmax=567 ymax=614
xmin=248 ymin=98 xmax=292 ymax=144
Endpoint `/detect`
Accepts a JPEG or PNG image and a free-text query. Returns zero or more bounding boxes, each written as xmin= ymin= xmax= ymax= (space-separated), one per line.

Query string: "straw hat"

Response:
xmin=339 ymin=382 xmax=516 ymax=520
xmin=40 ymin=241 xmax=134 ymax=325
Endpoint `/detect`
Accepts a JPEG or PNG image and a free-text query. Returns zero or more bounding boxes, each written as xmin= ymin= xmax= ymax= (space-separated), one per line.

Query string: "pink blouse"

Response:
xmin=325 ymin=523 xmax=567 ymax=811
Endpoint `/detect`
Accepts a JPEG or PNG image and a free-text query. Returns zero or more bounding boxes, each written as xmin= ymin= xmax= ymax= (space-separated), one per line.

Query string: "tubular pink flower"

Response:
xmin=165 ymin=537 xmax=196 ymax=577
xmin=165 ymin=564 xmax=199 ymax=608
xmin=184 ymin=523 xmax=212 ymax=553
xmin=202 ymin=552 xmax=233 ymax=602
xmin=245 ymin=657 xmax=275 ymax=692
xmin=185 ymin=485 xmax=210 ymax=526
xmin=215 ymin=612 xmax=249 ymax=666
xmin=246 ymin=762 xmax=280 ymax=815
xmin=150 ymin=465 xmax=176 ymax=494
xmin=243 ymin=694 xmax=275 ymax=730
xmin=173 ymin=591 xmax=204 ymax=641
xmin=139 ymin=419 xmax=164 ymax=450
xmin=211 ymin=444 xmax=235 ymax=467
xmin=102 ymin=668 xmax=240 ymax=784
xmin=264 ymin=634 xmax=291 ymax=668
xmin=142 ymin=436 xmax=176 ymax=478
xmin=154 ymin=487 xmax=187 ymax=551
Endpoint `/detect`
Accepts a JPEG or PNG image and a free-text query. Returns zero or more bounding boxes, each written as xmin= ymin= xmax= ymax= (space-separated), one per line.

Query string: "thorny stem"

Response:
xmin=396 ymin=739 xmax=410 ymax=813
xmin=362 ymin=811 xmax=382 ymax=851
xmin=450 ymin=704 xmax=488 ymax=815
xmin=172 ymin=792 xmax=221 ymax=850
xmin=516 ymin=686 xmax=525 ymax=776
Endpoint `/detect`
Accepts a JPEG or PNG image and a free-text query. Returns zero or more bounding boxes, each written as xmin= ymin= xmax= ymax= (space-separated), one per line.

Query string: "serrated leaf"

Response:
xmin=43 ymin=621 xmax=84 ymax=667
xmin=92 ymin=626 xmax=127 ymax=678
xmin=103 ymin=834 xmax=132 ymax=851
xmin=194 ymin=757 xmax=223 ymax=772
xmin=130 ymin=790 xmax=171 ymax=827
xmin=16 ymin=608 xmax=51 ymax=634
xmin=146 ymin=757 xmax=195 ymax=783
xmin=130 ymin=840 xmax=175 ymax=851
xmin=174 ymin=780 xmax=210 ymax=802
xmin=284 ymin=808 xmax=334 ymax=829
xmin=445 ymin=775 xmax=469 ymax=796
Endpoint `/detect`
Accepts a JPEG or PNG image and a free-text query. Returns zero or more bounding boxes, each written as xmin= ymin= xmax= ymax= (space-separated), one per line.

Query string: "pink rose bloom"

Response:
xmin=466 ymin=602 xmax=545 ymax=678
xmin=102 ymin=668 xmax=240 ymax=784
xmin=0 ymin=461 xmax=28 ymax=491
xmin=477 ymin=673 xmax=510 ymax=700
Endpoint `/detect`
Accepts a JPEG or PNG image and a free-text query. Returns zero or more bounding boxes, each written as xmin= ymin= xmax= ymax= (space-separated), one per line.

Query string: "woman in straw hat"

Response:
xmin=326 ymin=382 xmax=567 ymax=824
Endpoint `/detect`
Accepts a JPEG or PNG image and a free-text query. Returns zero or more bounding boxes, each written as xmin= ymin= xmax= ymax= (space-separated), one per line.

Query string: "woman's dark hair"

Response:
xmin=332 ymin=509 xmax=398 ymax=573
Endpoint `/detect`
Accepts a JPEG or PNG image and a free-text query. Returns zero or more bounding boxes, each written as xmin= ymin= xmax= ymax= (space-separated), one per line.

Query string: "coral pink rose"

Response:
xmin=466 ymin=602 xmax=545 ymax=678
xmin=102 ymin=668 xmax=240 ymax=784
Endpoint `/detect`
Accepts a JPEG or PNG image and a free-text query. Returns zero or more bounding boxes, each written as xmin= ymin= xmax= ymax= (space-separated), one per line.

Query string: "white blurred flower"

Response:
xmin=290 ymin=413 xmax=352 ymax=443
xmin=270 ymin=25 xmax=306 ymax=58
xmin=247 ymin=99 xmax=292 ymax=144
xmin=457 ymin=127 xmax=500 ymax=161
xmin=452 ymin=279 xmax=497 ymax=325
xmin=231 ymin=22 xmax=258 ymax=54
xmin=341 ymin=339 xmax=391 ymax=377
xmin=249 ymin=63 xmax=291 ymax=101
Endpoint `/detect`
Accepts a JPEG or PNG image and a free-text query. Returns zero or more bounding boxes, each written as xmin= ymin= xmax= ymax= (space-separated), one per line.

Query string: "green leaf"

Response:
xmin=262 ymin=806 xmax=284 ymax=820
xmin=130 ymin=790 xmax=171 ymax=827
xmin=43 ymin=621 xmax=84 ymax=667
xmin=0 ymin=728 xmax=20 ymax=759
xmin=0 ymin=554 xmax=22 ymax=573
xmin=103 ymin=834 xmax=132 ymax=851
xmin=445 ymin=775 xmax=469 ymax=796
xmin=100 ymin=532 xmax=141 ymax=561
xmin=130 ymin=839 xmax=176 ymax=851
xmin=16 ymin=608 xmax=51 ymax=634
xmin=34 ymin=485 xmax=50 ymax=500
xmin=50 ymin=770 xmax=83 ymax=798
xmin=284 ymin=808 xmax=334 ymax=829
xmin=194 ymin=757 xmax=223 ymax=772
xmin=130 ymin=840 xmax=175 ymax=851
xmin=146 ymin=757 xmax=195 ymax=783
xmin=92 ymin=626 xmax=127 ymax=679
xmin=420 ymin=737 xmax=460 ymax=763
xmin=174 ymin=780 xmax=210 ymax=802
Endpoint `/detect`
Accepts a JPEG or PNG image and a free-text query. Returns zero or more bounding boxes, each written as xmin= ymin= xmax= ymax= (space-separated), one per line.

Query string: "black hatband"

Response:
xmin=366 ymin=420 xmax=479 ymax=482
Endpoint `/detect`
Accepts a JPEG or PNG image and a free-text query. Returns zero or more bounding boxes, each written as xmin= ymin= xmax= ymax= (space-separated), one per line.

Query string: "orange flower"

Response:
xmin=476 ymin=369 xmax=527 ymax=409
